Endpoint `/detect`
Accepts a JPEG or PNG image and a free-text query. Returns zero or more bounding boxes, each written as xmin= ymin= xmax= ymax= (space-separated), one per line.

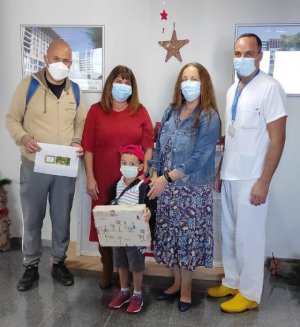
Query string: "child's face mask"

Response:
xmin=120 ymin=165 xmax=139 ymax=178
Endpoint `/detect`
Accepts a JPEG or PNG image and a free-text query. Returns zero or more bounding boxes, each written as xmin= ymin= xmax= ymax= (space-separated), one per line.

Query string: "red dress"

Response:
xmin=82 ymin=103 xmax=154 ymax=241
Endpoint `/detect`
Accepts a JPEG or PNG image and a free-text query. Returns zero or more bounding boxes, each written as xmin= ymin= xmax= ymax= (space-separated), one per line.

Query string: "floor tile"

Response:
xmin=1 ymin=245 xmax=300 ymax=327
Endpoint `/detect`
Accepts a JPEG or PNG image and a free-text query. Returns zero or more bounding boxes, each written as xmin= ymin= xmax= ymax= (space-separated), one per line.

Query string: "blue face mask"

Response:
xmin=181 ymin=80 xmax=201 ymax=102
xmin=112 ymin=83 xmax=132 ymax=102
xmin=233 ymin=58 xmax=256 ymax=77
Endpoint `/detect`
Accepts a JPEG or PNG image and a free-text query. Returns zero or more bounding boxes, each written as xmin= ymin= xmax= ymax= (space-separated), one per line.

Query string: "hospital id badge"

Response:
xmin=228 ymin=122 xmax=236 ymax=137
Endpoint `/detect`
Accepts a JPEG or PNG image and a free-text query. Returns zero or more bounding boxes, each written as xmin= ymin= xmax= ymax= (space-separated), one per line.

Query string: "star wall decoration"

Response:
xmin=160 ymin=9 xmax=168 ymax=20
xmin=158 ymin=24 xmax=189 ymax=62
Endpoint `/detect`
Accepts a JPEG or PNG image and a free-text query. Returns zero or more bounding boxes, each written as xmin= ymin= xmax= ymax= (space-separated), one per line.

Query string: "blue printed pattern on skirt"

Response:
xmin=154 ymin=123 xmax=213 ymax=270
xmin=153 ymin=184 xmax=213 ymax=271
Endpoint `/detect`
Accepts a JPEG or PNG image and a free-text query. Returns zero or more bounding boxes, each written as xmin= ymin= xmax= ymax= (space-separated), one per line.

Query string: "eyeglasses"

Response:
xmin=234 ymin=51 xmax=260 ymax=58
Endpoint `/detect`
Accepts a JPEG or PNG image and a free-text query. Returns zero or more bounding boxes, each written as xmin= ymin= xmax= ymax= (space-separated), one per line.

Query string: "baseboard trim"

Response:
xmin=65 ymin=241 xmax=224 ymax=281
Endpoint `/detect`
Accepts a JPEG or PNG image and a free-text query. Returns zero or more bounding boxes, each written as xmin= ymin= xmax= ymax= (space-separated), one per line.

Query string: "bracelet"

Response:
xmin=163 ymin=171 xmax=173 ymax=183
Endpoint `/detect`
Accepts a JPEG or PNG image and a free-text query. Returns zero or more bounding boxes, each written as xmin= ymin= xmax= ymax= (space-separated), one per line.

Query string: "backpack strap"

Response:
xmin=138 ymin=179 xmax=157 ymax=240
xmin=156 ymin=108 xmax=173 ymax=141
xmin=138 ymin=179 xmax=151 ymax=204
xmin=25 ymin=78 xmax=80 ymax=113
xmin=110 ymin=178 xmax=141 ymax=205
xmin=71 ymin=81 xmax=80 ymax=110
xmin=25 ymin=77 xmax=40 ymax=113
xmin=118 ymin=178 xmax=141 ymax=200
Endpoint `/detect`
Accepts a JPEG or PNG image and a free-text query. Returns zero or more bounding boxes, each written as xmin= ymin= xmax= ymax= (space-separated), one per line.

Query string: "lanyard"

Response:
xmin=231 ymin=70 xmax=260 ymax=123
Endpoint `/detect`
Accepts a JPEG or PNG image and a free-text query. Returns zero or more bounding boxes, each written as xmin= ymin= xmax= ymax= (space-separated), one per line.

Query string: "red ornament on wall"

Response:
xmin=160 ymin=9 xmax=168 ymax=20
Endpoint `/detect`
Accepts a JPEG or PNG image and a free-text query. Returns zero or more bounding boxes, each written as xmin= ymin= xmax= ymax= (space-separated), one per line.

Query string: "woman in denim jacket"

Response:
xmin=148 ymin=62 xmax=221 ymax=312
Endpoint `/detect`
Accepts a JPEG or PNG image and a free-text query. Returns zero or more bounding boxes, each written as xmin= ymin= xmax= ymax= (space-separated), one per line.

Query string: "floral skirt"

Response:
xmin=153 ymin=183 xmax=213 ymax=271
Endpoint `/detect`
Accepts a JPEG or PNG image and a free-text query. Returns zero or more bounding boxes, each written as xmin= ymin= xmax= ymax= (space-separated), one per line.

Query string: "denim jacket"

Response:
xmin=148 ymin=105 xmax=221 ymax=187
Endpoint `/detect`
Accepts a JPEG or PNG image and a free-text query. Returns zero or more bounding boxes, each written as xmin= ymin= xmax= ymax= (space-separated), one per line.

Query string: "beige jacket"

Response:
xmin=6 ymin=68 xmax=86 ymax=162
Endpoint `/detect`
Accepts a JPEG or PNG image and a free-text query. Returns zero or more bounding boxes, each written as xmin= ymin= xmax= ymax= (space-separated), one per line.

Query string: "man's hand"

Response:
xmin=250 ymin=179 xmax=270 ymax=206
xmin=25 ymin=139 xmax=41 ymax=153
xmin=71 ymin=142 xmax=84 ymax=156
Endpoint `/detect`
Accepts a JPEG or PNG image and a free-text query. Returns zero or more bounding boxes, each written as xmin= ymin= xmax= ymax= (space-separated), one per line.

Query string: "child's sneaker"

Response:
xmin=127 ymin=294 xmax=144 ymax=314
xmin=109 ymin=291 xmax=130 ymax=309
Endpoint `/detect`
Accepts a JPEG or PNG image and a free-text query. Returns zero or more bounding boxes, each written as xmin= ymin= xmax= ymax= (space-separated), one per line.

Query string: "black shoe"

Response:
xmin=178 ymin=300 xmax=192 ymax=312
xmin=17 ymin=265 xmax=39 ymax=291
xmin=51 ymin=262 xmax=74 ymax=286
xmin=156 ymin=289 xmax=180 ymax=301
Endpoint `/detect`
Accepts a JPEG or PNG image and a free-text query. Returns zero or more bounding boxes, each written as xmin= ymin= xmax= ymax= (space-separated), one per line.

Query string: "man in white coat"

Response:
xmin=207 ymin=33 xmax=287 ymax=313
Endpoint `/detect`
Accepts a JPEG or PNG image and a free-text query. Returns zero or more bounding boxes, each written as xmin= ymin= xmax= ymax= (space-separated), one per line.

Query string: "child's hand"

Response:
xmin=144 ymin=208 xmax=151 ymax=222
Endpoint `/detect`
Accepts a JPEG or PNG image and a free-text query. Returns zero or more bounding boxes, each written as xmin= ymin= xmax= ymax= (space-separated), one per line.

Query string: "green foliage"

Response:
xmin=292 ymin=263 xmax=300 ymax=283
xmin=281 ymin=33 xmax=300 ymax=50
xmin=85 ymin=27 xmax=103 ymax=49
xmin=0 ymin=179 xmax=11 ymax=187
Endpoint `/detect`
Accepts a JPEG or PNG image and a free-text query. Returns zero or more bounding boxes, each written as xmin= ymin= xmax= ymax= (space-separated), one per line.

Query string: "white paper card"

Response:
xmin=34 ymin=143 xmax=79 ymax=177
xmin=93 ymin=204 xmax=151 ymax=247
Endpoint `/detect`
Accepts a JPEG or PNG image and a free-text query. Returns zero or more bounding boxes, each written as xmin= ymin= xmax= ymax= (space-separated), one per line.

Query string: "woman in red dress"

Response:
xmin=82 ymin=66 xmax=154 ymax=288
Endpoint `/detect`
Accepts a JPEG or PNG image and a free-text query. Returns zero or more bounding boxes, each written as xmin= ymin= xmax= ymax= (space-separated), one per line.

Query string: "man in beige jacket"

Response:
xmin=6 ymin=39 xmax=86 ymax=291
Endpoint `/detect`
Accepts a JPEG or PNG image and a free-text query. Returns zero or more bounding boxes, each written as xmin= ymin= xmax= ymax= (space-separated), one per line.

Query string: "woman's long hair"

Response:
xmin=101 ymin=65 xmax=141 ymax=114
xmin=171 ymin=62 xmax=219 ymax=130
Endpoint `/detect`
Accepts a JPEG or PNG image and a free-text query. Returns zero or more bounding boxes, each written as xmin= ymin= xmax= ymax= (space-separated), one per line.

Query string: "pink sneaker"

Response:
xmin=109 ymin=291 xmax=130 ymax=309
xmin=127 ymin=295 xmax=144 ymax=314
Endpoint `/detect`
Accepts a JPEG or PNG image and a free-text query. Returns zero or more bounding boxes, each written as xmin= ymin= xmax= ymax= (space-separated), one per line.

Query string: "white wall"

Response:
xmin=1 ymin=0 xmax=299 ymax=258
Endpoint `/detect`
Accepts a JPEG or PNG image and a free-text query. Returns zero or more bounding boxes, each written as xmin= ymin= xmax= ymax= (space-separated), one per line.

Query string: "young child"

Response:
xmin=108 ymin=144 xmax=153 ymax=314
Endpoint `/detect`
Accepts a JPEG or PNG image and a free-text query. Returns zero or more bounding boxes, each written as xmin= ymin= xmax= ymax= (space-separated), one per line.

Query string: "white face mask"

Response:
xmin=47 ymin=62 xmax=70 ymax=81
xmin=120 ymin=165 xmax=139 ymax=179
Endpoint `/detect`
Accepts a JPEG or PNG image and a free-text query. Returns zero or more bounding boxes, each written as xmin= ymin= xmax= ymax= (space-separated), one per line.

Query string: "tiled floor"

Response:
xmin=1 ymin=245 xmax=300 ymax=327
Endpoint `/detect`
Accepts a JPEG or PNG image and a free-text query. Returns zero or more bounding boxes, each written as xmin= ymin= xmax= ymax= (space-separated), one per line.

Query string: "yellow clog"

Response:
xmin=220 ymin=293 xmax=258 ymax=313
xmin=207 ymin=285 xmax=239 ymax=298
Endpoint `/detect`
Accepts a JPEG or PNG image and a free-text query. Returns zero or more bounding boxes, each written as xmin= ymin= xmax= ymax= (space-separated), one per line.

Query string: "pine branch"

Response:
xmin=292 ymin=263 xmax=300 ymax=281
xmin=0 ymin=179 xmax=12 ymax=187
